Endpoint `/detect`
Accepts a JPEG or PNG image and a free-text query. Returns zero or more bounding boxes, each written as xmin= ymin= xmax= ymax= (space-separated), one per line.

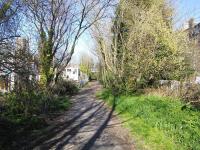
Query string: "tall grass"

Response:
xmin=97 ymin=89 xmax=200 ymax=150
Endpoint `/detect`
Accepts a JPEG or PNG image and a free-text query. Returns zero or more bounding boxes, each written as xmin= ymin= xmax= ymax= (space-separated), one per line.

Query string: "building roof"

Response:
xmin=186 ymin=19 xmax=200 ymax=38
xmin=191 ymin=22 xmax=200 ymax=37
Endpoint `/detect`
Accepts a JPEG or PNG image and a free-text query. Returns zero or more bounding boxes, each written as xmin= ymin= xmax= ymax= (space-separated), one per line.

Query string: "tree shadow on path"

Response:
xmin=20 ymin=100 xmax=104 ymax=150
xmin=21 ymin=83 xmax=128 ymax=150
xmin=40 ymin=101 xmax=106 ymax=149
xmin=80 ymin=98 xmax=116 ymax=150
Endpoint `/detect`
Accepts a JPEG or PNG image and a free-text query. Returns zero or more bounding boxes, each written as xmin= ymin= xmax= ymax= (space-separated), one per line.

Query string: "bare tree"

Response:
xmin=23 ymin=0 xmax=114 ymax=87
xmin=90 ymin=21 xmax=117 ymax=88
xmin=0 ymin=0 xmax=22 ymax=75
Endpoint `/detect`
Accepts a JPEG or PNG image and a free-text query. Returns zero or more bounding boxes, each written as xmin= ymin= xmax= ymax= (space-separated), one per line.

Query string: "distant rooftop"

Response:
xmin=186 ymin=18 xmax=200 ymax=39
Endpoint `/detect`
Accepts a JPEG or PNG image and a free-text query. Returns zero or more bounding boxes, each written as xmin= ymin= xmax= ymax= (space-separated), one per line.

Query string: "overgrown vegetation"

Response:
xmin=51 ymin=80 xmax=79 ymax=96
xmin=0 ymin=80 xmax=77 ymax=120
xmin=0 ymin=79 xmax=78 ymax=149
xmin=79 ymin=54 xmax=98 ymax=81
xmin=97 ymin=89 xmax=200 ymax=150
xmin=182 ymin=84 xmax=200 ymax=108
xmin=0 ymin=91 xmax=72 ymax=149
xmin=95 ymin=0 xmax=192 ymax=93
xmin=0 ymin=0 xmax=200 ymax=149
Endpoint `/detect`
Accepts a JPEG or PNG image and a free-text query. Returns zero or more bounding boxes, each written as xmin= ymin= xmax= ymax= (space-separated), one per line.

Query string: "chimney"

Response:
xmin=189 ymin=18 xmax=195 ymax=29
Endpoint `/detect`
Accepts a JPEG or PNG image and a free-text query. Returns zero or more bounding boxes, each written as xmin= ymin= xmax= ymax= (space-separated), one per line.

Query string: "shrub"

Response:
xmin=17 ymin=116 xmax=47 ymax=130
xmin=48 ymin=96 xmax=70 ymax=112
xmin=181 ymin=84 xmax=200 ymax=109
xmin=89 ymin=72 xmax=97 ymax=81
xmin=52 ymin=80 xmax=79 ymax=96
xmin=0 ymin=87 xmax=71 ymax=149
xmin=3 ymin=91 xmax=50 ymax=116
xmin=1 ymin=91 xmax=70 ymax=126
xmin=0 ymin=115 xmax=47 ymax=149
xmin=1 ymin=84 xmax=72 ymax=118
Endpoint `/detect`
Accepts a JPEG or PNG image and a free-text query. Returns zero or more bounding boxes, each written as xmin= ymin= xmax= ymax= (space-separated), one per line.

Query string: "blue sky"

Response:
xmin=174 ymin=0 xmax=200 ymax=28
xmin=72 ymin=32 xmax=97 ymax=64
xmin=72 ymin=0 xmax=200 ymax=63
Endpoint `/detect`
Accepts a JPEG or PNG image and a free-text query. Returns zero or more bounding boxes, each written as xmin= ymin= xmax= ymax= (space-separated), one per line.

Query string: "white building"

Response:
xmin=63 ymin=66 xmax=79 ymax=81
xmin=62 ymin=65 xmax=88 ymax=84
xmin=195 ymin=76 xmax=200 ymax=84
xmin=0 ymin=38 xmax=38 ymax=93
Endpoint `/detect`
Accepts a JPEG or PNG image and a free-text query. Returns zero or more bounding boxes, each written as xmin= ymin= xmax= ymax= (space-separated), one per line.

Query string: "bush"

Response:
xmin=0 ymin=92 xmax=70 ymax=130
xmin=182 ymin=84 xmax=200 ymax=108
xmin=48 ymin=96 xmax=70 ymax=112
xmin=0 ymin=115 xmax=47 ymax=150
xmin=89 ymin=72 xmax=97 ymax=81
xmin=0 ymin=87 xmax=71 ymax=149
xmin=145 ymin=81 xmax=200 ymax=109
xmin=3 ymin=91 xmax=49 ymax=116
xmin=2 ymin=90 xmax=71 ymax=118
xmin=52 ymin=80 xmax=79 ymax=96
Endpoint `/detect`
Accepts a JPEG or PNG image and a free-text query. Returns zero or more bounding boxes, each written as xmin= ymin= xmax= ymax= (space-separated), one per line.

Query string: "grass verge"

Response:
xmin=97 ymin=89 xmax=200 ymax=150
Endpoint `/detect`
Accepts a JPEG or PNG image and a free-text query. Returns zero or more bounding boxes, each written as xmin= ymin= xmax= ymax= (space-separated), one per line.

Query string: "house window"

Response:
xmin=73 ymin=69 xmax=77 ymax=74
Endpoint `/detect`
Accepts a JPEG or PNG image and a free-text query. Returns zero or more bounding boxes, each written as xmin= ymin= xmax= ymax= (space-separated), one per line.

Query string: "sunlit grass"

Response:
xmin=97 ymin=89 xmax=200 ymax=150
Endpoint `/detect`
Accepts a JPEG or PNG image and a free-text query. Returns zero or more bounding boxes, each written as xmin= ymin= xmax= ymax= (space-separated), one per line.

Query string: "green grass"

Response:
xmin=97 ymin=89 xmax=200 ymax=150
xmin=51 ymin=96 xmax=71 ymax=111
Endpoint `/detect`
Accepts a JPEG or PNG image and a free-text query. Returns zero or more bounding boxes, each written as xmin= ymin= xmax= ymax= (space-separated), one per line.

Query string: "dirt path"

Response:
xmin=33 ymin=82 xmax=135 ymax=150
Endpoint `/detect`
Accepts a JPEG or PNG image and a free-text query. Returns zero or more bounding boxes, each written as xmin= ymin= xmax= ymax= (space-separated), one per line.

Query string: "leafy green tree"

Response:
xmin=79 ymin=54 xmax=94 ymax=80
xmin=38 ymin=28 xmax=54 ymax=88
xmin=96 ymin=0 xmax=192 ymax=93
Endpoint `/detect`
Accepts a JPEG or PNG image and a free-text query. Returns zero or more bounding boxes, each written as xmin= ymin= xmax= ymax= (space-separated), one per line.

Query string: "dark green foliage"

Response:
xmin=49 ymin=96 xmax=71 ymax=111
xmin=89 ymin=72 xmax=98 ymax=81
xmin=0 ymin=92 xmax=70 ymax=149
xmin=0 ymin=1 xmax=11 ymax=19
xmin=51 ymin=80 xmax=79 ymax=96
xmin=4 ymin=91 xmax=48 ymax=115
xmin=98 ymin=89 xmax=200 ymax=149
xmin=2 ymin=90 xmax=71 ymax=116
xmin=0 ymin=115 xmax=47 ymax=150
xmin=39 ymin=28 xmax=54 ymax=88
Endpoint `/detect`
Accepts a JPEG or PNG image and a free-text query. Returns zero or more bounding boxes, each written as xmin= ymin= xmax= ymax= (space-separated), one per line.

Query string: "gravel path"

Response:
xmin=33 ymin=82 xmax=135 ymax=150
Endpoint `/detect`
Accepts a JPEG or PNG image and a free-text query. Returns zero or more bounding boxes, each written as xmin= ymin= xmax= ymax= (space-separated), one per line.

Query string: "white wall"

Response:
xmin=63 ymin=67 xmax=79 ymax=81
